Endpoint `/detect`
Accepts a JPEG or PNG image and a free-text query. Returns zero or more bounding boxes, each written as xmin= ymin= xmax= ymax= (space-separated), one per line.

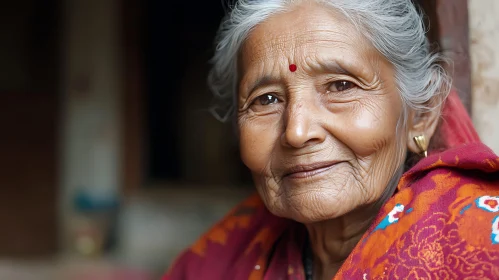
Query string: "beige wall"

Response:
xmin=469 ymin=0 xmax=499 ymax=154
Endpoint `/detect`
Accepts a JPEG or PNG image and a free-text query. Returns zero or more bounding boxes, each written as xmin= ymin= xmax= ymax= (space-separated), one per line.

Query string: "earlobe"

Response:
xmin=406 ymin=107 xmax=441 ymax=155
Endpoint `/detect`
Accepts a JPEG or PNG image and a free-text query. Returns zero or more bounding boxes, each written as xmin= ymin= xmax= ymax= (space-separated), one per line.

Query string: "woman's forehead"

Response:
xmin=239 ymin=2 xmax=377 ymax=77
xmin=242 ymin=6 xmax=358 ymax=57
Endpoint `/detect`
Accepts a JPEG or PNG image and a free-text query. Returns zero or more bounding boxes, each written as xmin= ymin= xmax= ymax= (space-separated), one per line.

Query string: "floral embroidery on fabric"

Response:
xmin=459 ymin=203 xmax=472 ymax=215
xmin=492 ymin=216 xmax=499 ymax=244
xmin=386 ymin=212 xmax=499 ymax=279
xmin=476 ymin=196 xmax=499 ymax=212
xmin=374 ymin=204 xmax=404 ymax=232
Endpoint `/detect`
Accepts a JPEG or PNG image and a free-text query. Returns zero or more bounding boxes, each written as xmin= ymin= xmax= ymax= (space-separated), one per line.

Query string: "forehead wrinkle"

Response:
xmin=244 ymin=28 xmax=355 ymax=65
xmin=240 ymin=0 xmax=364 ymax=63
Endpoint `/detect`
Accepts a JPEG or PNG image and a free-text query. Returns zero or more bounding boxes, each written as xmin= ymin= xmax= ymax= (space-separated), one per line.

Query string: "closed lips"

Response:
xmin=283 ymin=161 xmax=342 ymax=179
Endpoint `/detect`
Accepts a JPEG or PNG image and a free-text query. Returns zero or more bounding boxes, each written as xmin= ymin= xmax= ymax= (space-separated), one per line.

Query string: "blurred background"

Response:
xmin=0 ymin=0 xmax=498 ymax=279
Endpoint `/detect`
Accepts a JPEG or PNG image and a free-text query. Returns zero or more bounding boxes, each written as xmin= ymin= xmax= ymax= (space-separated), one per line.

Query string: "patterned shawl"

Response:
xmin=163 ymin=91 xmax=499 ymax=279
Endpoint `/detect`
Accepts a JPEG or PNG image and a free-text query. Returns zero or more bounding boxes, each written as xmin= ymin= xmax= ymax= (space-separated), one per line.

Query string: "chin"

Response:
xmin=268 ymin=192 xmax=354 ymax=224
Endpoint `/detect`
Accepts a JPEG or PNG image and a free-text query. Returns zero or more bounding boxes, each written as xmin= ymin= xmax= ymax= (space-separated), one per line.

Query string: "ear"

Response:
xmin=406 ymin=107 xmax=441 ymax=155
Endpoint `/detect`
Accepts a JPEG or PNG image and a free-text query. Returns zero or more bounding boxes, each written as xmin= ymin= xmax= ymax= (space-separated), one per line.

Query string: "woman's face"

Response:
xmin=237 ymin=2 xmax=408 ymax=223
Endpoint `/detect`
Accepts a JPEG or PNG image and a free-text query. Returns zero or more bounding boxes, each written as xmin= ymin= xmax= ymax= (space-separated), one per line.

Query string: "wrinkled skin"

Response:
xmin=238 ymin=2 xmax=407 ymax=223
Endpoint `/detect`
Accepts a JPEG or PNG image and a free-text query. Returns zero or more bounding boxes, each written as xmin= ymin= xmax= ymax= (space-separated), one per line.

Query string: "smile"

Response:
xmin=283 ymin=161 xmax=343 ymax=179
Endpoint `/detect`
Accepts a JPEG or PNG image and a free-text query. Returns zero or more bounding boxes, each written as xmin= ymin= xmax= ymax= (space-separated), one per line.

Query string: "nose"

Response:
xmin=280 ymin=98 xmax=326 ymax=148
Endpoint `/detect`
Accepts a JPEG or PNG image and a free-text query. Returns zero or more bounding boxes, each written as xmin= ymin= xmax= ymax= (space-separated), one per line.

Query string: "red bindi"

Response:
xmin=289 ymin=64 xmax=297 ymax=72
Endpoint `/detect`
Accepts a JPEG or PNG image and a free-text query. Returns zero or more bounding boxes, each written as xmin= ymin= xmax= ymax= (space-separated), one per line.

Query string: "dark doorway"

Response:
xmin=139 ymin=0 xmax=252 ymax=185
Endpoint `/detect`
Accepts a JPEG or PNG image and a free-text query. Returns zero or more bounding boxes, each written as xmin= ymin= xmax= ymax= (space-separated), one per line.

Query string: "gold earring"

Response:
xmin=413 ymin=135 xmax=428 ymax=157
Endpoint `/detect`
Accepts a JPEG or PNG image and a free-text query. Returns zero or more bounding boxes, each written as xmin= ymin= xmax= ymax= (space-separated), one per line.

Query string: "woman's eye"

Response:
xmin=328 ymin=80 xmax=356 ymax=92
xmin=254 ymin=94 xmax=279 ymax=106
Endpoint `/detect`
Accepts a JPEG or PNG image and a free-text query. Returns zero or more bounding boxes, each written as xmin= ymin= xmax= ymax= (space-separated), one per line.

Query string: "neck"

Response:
xmin=305 ymin=166 xmax=403 ymax=280
xmin=305 ymin=204 xmax=378 ymax=279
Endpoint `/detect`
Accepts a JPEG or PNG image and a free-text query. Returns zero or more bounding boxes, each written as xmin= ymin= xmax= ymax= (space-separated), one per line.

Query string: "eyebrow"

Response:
xmin=245 ymin=75 xmax=282 ymax=96
xmin=312 ymin=60 xmax=354 ymax=76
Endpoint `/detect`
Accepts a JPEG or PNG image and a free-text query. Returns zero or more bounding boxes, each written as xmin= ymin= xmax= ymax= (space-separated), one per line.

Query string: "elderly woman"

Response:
xmin=164 ymin=0 xmax=499 ymax=279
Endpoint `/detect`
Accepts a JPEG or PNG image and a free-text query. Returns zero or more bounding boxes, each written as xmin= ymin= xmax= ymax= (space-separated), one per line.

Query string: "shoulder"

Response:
xmin=163 ymin=194 xmax=289 ymax=280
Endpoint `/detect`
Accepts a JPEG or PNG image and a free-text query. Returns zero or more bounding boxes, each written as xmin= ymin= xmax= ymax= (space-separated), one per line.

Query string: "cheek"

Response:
xmin=239 ymin=122 xmax=279 ymax=172
xmin=335 ymin=98 xmax=402 ymax=157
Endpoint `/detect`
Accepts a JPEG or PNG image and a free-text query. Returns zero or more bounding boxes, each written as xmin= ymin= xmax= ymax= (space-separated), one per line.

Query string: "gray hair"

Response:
xmin=208 ymin=0 xmax=451 ymax=123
